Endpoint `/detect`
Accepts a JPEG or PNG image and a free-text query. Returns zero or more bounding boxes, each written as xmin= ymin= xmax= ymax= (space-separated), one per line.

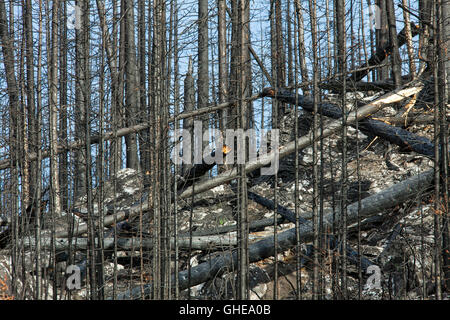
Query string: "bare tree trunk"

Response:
xmin=74 ymin=0 xmax=88 ymax=199
xmin=419 ymin=0 xmax=432 ymax=74
xmin=0 ymin=0 xmax=19 ymax=169
xmin=59 ymin=0 xmax=68 ymax=211
xmin=237 ymin=0 xmax=250 ymax=299
xmin=182 ymin=58 xmax=195 ymax=176
xmin=218 ymin=0 xmax=228 ymax=130
xmin=150 ymin=0 xmax=167 ymax=299
xmin=271 ymin=0 xmax=285 ymax=115
xmin=138 ymin=0 xmax=150 ymax=175
xmin=198 ymin=0 xmax=209 ymax=148
xmin=229 ymin=0 xmax=239 ymax=130
xmin=24 ymin=0 xmax=36 ymax=208
xmin=401 ymin=0 xmax=417 ymax=78
xmin=124 ymin=0 xmax=140 ymax=170
xmin=309 ymin=0 xmax=320 ymax=299
xmin=113 ymin=0 xmax=123 ymax=172
xmin=335 ymin=0 xmax=348 ymax=299
xmin=437 ymin=0 xmax=450 ymax=293
xmin=433 ymin=3 xmax=443 ymax=297
xmin=294 ymin=0 xmax=309 ymax=95
xmin=442 ymin=0 xmax=450 ymax=100
xmin=34 ymin=0 xmax=44 ymax=300
xmin=49 ymin=0 xmax=61 ymax=215
xmin=376 ymin=0 xmax=389 ymax=80
xmin=386 ymin=0 xmax=402 ymax=87
xmin=95 ymin=0 xmax=121 ymax=174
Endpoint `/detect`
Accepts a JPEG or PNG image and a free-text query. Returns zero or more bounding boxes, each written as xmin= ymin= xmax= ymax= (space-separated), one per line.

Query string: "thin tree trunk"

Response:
xmin=418 ymin=0 xmax=432 ymax=74
xmin=436 ymin=0 xmax=450 ymax=293
xmin=124 ymin=0 xmax=140 ymax=170
xmin=24 ymin=0 xmax=36 ymax=208
xmin=376 ymin=0 xmax=389 ymax=80
xmin=386 ymin=0 xmax=402 ymax=87
xmin=33 ymin=0 xmax=44 ymax=300
xmin=49 ymin=0 xmax=61 ymax=215
xmin=198 ymin=0 xmax=209 ymax=149
xmin=402 ymin=0 xmax=417 ymax=78
xmin=182 ymin=58 xmax=195 ymax=176
xmin=0 ymin=0 xmax=19 ymax=169
xmin=335 ymin=0 xmax=348 ymax=298
xmin=138 ymin=0 xmax=150 ymax=175
xmin=309 ymin=0 xmax=320 ymax=299
xmin=59 ymin=0 xmax=68 ymax=211
xmin=237 ymin=0 xmax=250 ymax=299
xmin=95 ymin=0 xmax=121 ymax=175
xmin=293 ymin=0 xmax=312 ymax=149
xmin=74 ymin=0 xmax=88 ymax=199
xmin=218 ymin=0 xmax=228 ymax=130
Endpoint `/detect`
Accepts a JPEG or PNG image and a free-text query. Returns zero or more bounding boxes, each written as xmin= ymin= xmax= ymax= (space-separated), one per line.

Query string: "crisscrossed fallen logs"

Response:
xmin=114 ymin=169 xmax=434 ymax=299
xmin=55 ymin=80 xmax=424 ymax=239
xmin=177 ymin=81 xmax=424 ymax=199
xmin=261 ymin=82 xmax=433 ymax=157
xmin=26 ymin=190 xmax=373 ymax=269
xmin=50 ymin=80 xmax=427 ymax=299
xmin=112 ymin=81 xmax=428 ymax=299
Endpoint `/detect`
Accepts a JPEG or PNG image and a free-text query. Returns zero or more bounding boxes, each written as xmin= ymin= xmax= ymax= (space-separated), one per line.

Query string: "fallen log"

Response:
xmin=320 ymin=75 xmax=413 ymax=92
xmin=188 ymin=216 xmax=286 ymax=237
xmin=247 ymin=191 xmax=375 ymax=271
xmin=54 ymin=202 xmax=139 ymax=238
xmin=372 ymin=115 xmax=449 ymax=126
xmin=261 ymin=83 xmax=433 ymax=157
xmin=114 ymin=169 xmax=434 ymax=299
xmin=21 ymin=234 xmax=269 ymax=251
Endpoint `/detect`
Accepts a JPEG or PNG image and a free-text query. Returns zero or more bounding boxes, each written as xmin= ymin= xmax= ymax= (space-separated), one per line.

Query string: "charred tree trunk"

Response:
xmin=198 ymin=0 xmax=209 ymax=150
xmin=386 ymin=0 xmax=402 ymax=88
xmin=124 ymin=0 xmax=140 ymax=170
xmin=58 ymin=1 xmax=68 ymax=211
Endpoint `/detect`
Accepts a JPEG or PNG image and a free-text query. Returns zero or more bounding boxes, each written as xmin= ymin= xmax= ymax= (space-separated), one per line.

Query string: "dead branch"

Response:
xmin=347 ymin=22 xmax=420 ymax=82
xmin=320 ymin=75 xmax=413 ymax=92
